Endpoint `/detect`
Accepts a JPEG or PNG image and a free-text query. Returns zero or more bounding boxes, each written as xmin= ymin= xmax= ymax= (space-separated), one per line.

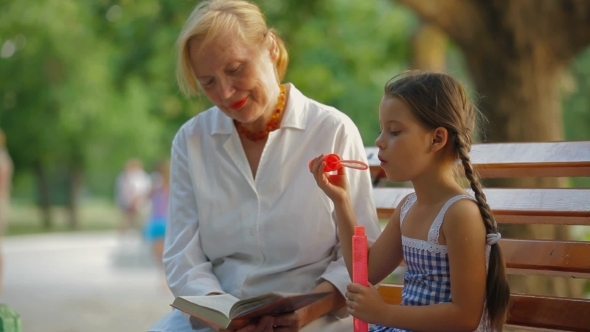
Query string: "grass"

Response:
xmin=5 ymin=199 xmax=121 ymax=236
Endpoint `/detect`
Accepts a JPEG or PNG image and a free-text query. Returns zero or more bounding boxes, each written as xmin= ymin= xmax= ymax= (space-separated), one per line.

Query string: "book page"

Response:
xmin=181 ymin=294 xmax=239 ymax=317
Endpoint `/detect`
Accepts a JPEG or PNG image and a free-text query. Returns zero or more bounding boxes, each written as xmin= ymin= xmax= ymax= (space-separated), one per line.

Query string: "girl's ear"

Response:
xmin=430 ymin=127 xmax=448 ymax=153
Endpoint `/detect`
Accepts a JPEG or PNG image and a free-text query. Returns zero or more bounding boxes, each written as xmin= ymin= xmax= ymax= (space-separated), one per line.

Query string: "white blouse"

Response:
xmin=163 ymin=84 xmax=381 ymax=306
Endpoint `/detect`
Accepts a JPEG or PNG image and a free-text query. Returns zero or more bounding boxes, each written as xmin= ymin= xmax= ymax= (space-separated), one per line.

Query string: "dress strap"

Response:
xmin=427 ymin=195 xmax=474 ymax=244
xmin=399 ymin=193 xmax=417 ymax=228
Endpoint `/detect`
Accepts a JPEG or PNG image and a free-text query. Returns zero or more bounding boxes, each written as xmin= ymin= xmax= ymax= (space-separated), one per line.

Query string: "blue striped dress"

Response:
xmin=369 ymin=193 xmax=491 ymax=332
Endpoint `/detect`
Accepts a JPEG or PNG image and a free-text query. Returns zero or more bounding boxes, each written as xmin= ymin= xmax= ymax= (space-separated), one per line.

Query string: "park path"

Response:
xmin=0 ymin=231 xmax=173 ymax=332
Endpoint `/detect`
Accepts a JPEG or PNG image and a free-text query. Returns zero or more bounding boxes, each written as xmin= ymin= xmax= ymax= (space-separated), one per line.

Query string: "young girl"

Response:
xmin=310 ymin=71 xmax=510 ymax=331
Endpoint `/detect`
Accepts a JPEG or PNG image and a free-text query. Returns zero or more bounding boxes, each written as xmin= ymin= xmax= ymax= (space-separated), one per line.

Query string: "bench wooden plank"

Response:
xmin=366 ymin=141 xmax=590 ymax=179
xmin=368 ymin=140 xmax=590 ymax=331
xmin=374 ymin=240 xmax=590 ymax=278
xmin=377 ymin=284 xmax=590 ymax=331
xmin=377 ymin=283 xmax=403 ymax=305
xmin=501 ymin=239 xmax=590 ymax=278
xmin=506 ymin=294 xmax=590 ymax=331
xmin=374 ymin=188 xmax=590 ymax=225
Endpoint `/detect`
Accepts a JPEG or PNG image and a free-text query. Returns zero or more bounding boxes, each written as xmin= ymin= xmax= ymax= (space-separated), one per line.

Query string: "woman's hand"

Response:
xmin=190 ymin=315 xmax=274 ymax=332
xmin=218 ymin=315 xmax=275 ymax=332
xmin=270 ymin=310 xmax=305 ymax=332
xmin=219 ymin=311 xmax=303 ymax=332
xmin=345 ymin=282 xmax=388 ymax=325
xmin=309 ymin=154 xmax=350 ymax=203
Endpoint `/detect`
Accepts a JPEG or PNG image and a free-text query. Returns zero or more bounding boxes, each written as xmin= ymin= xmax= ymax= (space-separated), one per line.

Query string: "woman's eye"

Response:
xmin=202 ymin=79 xmax=214 ymax=87
xmin=228 ymin=65 xmax=242 ymax=74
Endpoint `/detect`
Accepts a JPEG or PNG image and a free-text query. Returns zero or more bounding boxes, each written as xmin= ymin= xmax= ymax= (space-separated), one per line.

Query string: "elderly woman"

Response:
xmin=148 ymin=1 xmax=380 ymax=331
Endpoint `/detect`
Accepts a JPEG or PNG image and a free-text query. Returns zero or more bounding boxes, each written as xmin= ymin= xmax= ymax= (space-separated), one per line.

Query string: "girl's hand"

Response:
xmin=345 ymin=283 xmax=388 ymax=325
xmin=309 ymin=154 xmax=350 ymax=203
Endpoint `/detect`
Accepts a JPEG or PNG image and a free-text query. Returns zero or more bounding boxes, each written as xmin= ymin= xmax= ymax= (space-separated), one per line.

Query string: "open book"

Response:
xmin=171 ymin=291 xmax=331 ymax=330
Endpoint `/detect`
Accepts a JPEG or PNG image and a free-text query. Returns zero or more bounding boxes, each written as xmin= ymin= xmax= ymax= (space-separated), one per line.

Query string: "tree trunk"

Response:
xmin=463 ymin=46 xmax=585 ymax=298
xmin=34 ymin=161 xmax=52 ymax=229
xmin=67 ymin=165 xmax=82 ymax=230
xmin=411 ymin=23 xmax=447 ymax=72
xmin=396 ymin=0 xmax=590 ymax=300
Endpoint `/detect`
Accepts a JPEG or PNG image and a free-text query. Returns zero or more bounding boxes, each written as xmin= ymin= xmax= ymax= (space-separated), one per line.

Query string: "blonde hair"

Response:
xmin=176 ymin=0 xmax=289 ymax=96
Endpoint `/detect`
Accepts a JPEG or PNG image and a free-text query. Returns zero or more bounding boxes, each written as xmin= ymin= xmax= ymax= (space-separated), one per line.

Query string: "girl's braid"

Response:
xmin=454 ymin=132 xmax=496 ymax=233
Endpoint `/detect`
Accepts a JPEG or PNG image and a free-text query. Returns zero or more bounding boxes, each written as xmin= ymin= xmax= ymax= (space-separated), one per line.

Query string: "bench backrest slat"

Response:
xmin=366 ymin=141 xmax=590 ymax=330
xmin=506 ymin=294 xmax=590 ymax=331
xmin=366 ymin=141 xmax=590 ymax=178
xmin=374 ymin=188 xmax=590 ymax=226
xmin=377 ymin=284 xmax=590 ymax=331
xmin=500 ymin=239 xmax=590 ymax=278
xmin=381 ymin=239 xmax=590 ymax=279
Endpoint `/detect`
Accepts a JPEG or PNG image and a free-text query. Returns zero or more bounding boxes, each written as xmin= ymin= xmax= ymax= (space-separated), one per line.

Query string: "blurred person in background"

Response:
xmin=143 ymin=159 xmax=170 ymax=268
xmin=148 ymin=0 xmax=380 ymax=331
xmin=0 ymin=128 xmax=13 ymax=292
xmin=115 ymin=158 xmax=152 ymax=237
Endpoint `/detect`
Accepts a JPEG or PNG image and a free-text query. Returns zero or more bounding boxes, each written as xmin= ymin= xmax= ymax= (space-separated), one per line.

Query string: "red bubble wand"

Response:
xmin=309 ymin=153 xmax=369 ymax=172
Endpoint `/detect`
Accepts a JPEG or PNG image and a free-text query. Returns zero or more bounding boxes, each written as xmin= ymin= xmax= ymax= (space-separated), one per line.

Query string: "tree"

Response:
xmin=411 ymin=23 xmax=447 ymax=73
xmin=271 ymin=0 xmax=416 ymax=142
xmin=0 ymin=0 xmax=168 ymax=228
xmin=396 ymin=0 xmax=590 ymax=297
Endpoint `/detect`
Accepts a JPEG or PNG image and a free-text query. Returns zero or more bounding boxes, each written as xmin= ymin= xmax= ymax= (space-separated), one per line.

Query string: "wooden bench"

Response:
xmin=366 ymin=141 xmax=590 ymax=331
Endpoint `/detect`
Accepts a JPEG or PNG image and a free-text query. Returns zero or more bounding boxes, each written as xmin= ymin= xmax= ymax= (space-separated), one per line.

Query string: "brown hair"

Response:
xmin=176 ymin=0 xmax=289 ymax=96
xmin=384 ymin=70 xmax=510 ymax=330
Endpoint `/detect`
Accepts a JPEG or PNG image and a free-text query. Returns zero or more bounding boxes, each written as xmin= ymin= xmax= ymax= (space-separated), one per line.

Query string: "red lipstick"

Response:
xmin=229 ymin=98 xmax=247 ymax=110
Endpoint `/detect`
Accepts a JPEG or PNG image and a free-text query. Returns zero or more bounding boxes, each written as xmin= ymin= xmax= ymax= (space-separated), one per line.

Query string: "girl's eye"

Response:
xmin=390 ymin=131 xmax=401 ymax=136
xmin=202 ymin=79 xmax=214 ymax=87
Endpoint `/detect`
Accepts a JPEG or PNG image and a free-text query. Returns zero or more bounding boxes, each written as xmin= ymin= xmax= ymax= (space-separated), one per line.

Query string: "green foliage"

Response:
xmin=274 ymin=0 xmax=417 ymax=144
xmin=563 ymin=48 xmax=590 ymax=142
xmin=0 ymin=0 xmax=192 ymax=198
xmin=1 ymin=0 xmax=589 ymax=206
xmin=562 ymin=47 xmax=590 ymax=188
